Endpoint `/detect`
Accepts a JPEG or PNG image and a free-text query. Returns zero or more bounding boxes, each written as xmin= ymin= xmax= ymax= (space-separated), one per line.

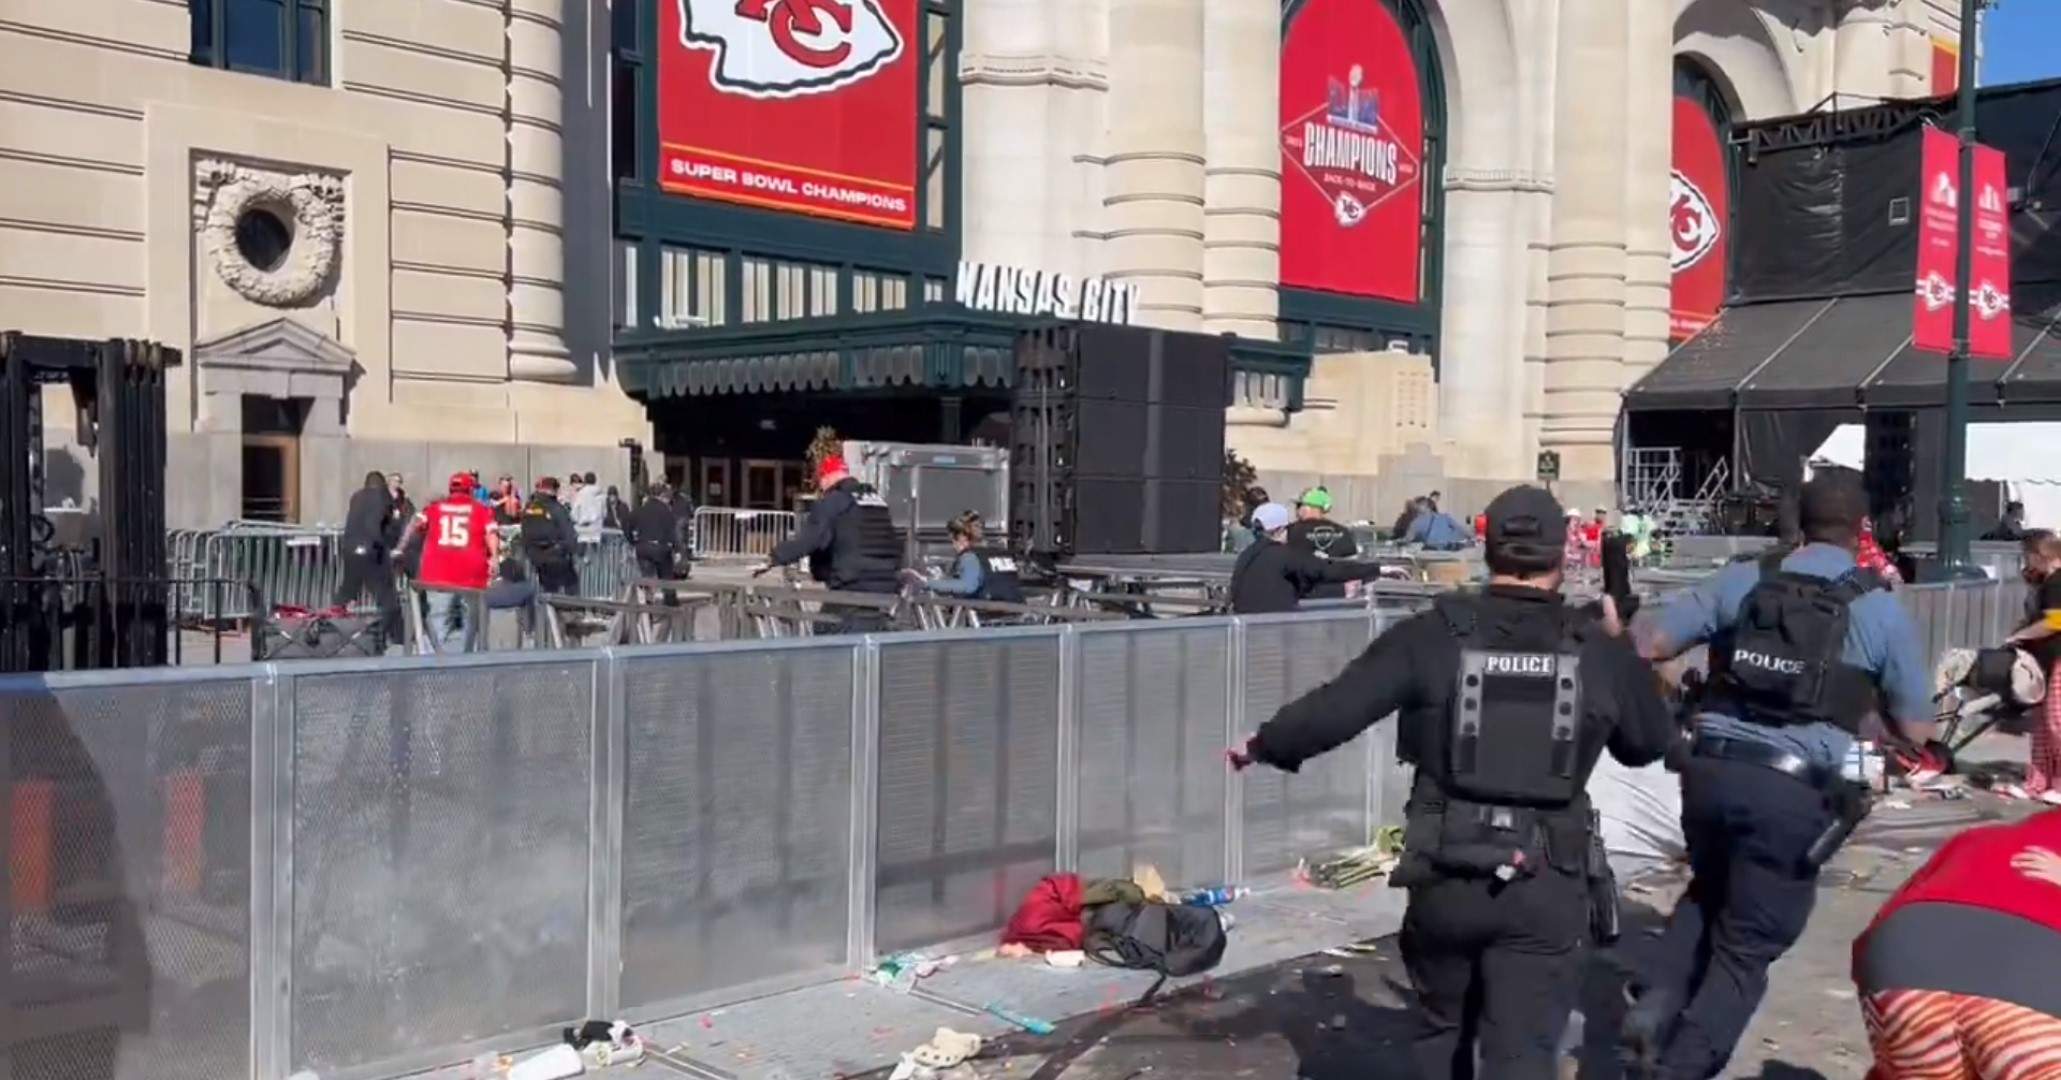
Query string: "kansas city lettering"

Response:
xmin=1304 ymin=121 xmax=1399 ymax=185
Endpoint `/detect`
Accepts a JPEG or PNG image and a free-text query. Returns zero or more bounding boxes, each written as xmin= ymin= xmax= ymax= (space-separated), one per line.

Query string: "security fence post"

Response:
xmin=846 ymin=637 xmax=881 ymax=971
xmin=1225 ymin=618 xmax=1247 ymax=885
xmin=587 ymin=649 xmax=626 ymax=1021
xmin=1055 ymin=625 xmax=1080 ymax=873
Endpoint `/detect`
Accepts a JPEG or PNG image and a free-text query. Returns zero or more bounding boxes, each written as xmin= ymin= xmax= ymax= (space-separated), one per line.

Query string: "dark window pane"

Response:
xmin=225 ymin=0 xmax=286 ymax=75
xmin=612 ymin=61 xmax=637 ymax=181
xmin=295 ymin=2 xmax=326 ymax=83
xmin=190 ymin=0 xmax=215 ymax=65
xmin=612 ymin=0 xmax=639 ymax=53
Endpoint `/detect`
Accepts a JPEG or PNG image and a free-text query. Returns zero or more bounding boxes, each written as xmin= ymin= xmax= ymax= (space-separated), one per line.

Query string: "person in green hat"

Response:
xmin=1285 ymin=486 xmax=1360 ymax=599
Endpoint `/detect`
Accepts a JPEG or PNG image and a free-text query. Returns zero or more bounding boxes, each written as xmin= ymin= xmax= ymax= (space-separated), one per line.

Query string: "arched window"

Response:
xmin=1670 ymin=58 xmax=1737 ymax=340
xmin=1277 ymin=0 xmax=1447 ymax=359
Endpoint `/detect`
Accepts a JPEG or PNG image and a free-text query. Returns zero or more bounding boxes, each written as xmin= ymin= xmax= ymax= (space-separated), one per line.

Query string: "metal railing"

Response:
xmin=691 ymin=506 xmax=798 ymax=558
xmin=0 ymin=605 xmax=1412 ymax=1080
xmin=164 ymin=524 xmax=637 ymax=622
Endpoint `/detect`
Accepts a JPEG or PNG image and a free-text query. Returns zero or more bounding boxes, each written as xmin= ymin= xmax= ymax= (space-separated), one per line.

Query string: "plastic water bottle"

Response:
xmin=1179 ymin=885 xmax=1248 ymax=907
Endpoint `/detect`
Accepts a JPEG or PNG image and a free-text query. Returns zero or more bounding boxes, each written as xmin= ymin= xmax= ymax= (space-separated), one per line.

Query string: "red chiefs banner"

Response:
xmin=1278 ymin=0 xmax=1424 ymax=302
xmin=659 ymin=0 xmax=918 ymax=229
xmin=1914 ymin=127 xmax=2014 ymax=358
xmin=1970 ymin=142 xmax=2014 ymax=359
xmin=1669 ymin=97 xmax=1729 ymax=340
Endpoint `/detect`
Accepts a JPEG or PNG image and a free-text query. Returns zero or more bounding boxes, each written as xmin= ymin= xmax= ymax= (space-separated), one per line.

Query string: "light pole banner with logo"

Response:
xmin=1668 ymin=96 xmax=1728 ymax=340
xmin=1914 ymin=126 xmax=2013 ymax=358
xmin=659 ymin=0 xmax=919 ymax=229
xmin=1278 ymin=0 xmax=1425 ymax=302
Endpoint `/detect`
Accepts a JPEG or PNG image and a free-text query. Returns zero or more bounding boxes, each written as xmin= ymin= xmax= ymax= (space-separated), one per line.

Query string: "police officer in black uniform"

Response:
xmin=518 ymin=476 xmax=580 ymax=595
xmin=1232 ymin=485 xmax=1676 ymax=1079
xmin=764 ymin=454 xmax=904 ymax=633
xmin=907 ymin=511 xmax=1026 ymax=604
xmin=1620 ymin=468 xmax=1934 ymax=1079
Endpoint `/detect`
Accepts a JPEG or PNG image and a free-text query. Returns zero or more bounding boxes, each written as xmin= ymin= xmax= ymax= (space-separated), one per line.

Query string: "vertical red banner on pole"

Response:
xmin=1969 ymin=143 xmax=2014 ymax=359
xmin=1913 ymin=127 xmax=2014 ymax=358
xmin=1913 ymin=126 xmax=1961 ymax=355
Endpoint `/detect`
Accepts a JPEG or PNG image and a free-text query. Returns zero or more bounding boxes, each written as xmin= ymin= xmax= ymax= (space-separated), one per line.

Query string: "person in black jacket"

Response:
xmin=1230 ymin=502 xmax=1386 ymax=614
xmin=631 ymin=484 xmax=687 ymax=595
xmin=334 ymin=470 xmax=403 ymax=641
xmin=1284 ymin=486 xmax=1361 ymax=599
xmin=1232 ymin=484 xmax=1676 ymax=1079
xmin=763 ymin=454 xmax=903 ymax=633
xmin=519 ymin=477 xmax=581 ymax=595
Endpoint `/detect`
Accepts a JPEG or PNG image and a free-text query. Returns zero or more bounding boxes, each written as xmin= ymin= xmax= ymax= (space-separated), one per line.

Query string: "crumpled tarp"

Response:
xmin=1589 ymin=755 xmax=1686 ymax=882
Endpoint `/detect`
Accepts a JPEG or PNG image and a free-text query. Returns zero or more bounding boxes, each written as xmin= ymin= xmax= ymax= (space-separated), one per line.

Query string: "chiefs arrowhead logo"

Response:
xmin=679 ymin=0 xmax=903 ymax=99
xmin=1670 ymin=170 xmax=1720 ymax=272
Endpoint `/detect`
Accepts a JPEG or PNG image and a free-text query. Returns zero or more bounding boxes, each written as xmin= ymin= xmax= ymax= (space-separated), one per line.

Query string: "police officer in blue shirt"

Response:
xmin=1621 ymin=467 xmax=1935 ymax=1079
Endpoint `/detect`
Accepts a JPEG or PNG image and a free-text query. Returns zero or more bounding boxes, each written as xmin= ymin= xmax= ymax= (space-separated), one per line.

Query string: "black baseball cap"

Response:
xmin=1483 ymin=484 xmax=1567 ymax=568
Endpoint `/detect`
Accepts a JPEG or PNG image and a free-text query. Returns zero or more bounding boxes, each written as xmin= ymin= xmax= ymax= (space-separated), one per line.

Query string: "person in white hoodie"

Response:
xmin=569 ymin=470 xmax=608 ymax=534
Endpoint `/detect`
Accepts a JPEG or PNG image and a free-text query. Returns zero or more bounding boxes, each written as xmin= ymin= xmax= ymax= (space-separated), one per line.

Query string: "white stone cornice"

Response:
xmin=960 ymin=52 xmax=1109 ymax=91
xmin=1444 ymin=166 xmax=1555 ymax=194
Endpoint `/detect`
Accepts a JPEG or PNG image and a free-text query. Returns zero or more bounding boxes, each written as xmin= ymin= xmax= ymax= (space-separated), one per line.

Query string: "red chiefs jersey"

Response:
xmin=416 ymin=498 xmax=495 ymax=590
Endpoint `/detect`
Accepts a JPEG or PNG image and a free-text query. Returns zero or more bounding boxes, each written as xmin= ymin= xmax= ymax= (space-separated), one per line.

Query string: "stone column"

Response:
xmin=1540 ymin=0 xmax=1629 ymax=482
xmin=1621 ymin=0 xmax=1673 ymax=385
xmin=960 ymin=0 xmax=1055 ymax=271
xmin=1102 ymin=0 xmax=1207 ymax=331
xmin=1833 ymin=0 xmax=1897 ymax=107
xmin=507 ymin=0 xmax=575 ymax=382
xmin=1200 ymin=0 xmax=1279 ymax=340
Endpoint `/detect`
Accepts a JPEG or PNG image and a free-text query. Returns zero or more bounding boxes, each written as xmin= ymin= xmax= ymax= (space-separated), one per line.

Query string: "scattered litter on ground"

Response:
xmin=985 ymin=1002 xmax=1057 ymax=1035
xmin=1132 ymin=863 xmax=1170 ymax=902
xmin=871 ymin=952 xmax=941 ymax=992
xmin=1880 ymin=799 xmax=1912 ymax=810
xmin=1045 ymin=949 xmax=1085 ymax=968
xmin=1320 ymin=964 xmax=1346 ymax=977
xmin=506 ymin=1045 xmax=582 ymax=1080
xmin=998 ymin=943 xmax=1035 ymax=959
xmin=1299 ymin=828 xmax=1406 ymax=889
xmin=1329 ymin=1014 xmax=1350 ymax=1031
xmin=561 ymin=1020 xmax=643 ymax=1069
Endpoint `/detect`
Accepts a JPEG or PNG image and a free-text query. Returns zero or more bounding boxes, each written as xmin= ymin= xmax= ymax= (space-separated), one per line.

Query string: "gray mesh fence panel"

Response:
xmin=1240 ymin=615 xmax=1378 ymax=874
xmin=288 ymin=661 xmax=595 ymax=1075
xmin=3 ymin=678 xmax=252 ymax=1080
xmin=618 ymin=647 xmax=855 ymax=1011
xmin=875 ymin=636 xmax=1060 ymax=953
xmin=1075 ymin=626 xmax=1231 ymax=886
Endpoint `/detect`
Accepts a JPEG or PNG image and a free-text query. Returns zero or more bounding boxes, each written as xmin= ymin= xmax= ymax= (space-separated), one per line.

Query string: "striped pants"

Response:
xmin=1863 ymin=988 xmax=2061 ymax=1079
xmin=2028 ymin=663 xmax=2061 ymax=797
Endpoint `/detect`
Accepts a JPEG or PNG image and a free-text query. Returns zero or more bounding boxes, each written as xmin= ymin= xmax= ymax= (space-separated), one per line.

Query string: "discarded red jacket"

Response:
xmin=1002 ymin=873 xmax=1084 ymax=952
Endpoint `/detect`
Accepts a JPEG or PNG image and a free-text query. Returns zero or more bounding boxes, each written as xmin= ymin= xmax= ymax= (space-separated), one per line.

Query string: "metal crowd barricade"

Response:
xmin=193 ymin=522 xmax=345 ymax=620
xmin=691 ymin=507 xmax=799 ymax=558
xmin=1897 ymin=577 xmax=2033 ymax=675
xmin=0 ymin=604 xmax=1415 ymax=1080
xmin=9 ymin=573 xmax=2038 ymax=1079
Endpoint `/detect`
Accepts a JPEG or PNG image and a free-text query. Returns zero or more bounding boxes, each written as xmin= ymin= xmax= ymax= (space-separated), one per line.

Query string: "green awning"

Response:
xmin=615 ymin=310 xmax=1313 ymax=407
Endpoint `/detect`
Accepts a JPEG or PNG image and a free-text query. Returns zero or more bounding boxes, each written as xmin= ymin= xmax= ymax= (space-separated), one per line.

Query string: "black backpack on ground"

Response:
xmin=1083 ymin=901 xmax=1227 ymax=1000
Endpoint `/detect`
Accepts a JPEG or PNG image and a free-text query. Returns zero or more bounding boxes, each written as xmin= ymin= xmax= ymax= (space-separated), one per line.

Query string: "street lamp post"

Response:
xmin=1937 ymin=0 xmax=1989 ymax=576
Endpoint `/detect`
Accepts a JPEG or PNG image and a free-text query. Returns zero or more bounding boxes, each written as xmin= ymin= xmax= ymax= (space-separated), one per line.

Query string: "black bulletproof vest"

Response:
xmin=828 ymin=485 xmax=903 ymax=592
xmin=973 ymin=548 xmax=1026 ymax=603
xmin=1440 ymin=596 xmax=1585 ymax=807
xmin=1706 ymin=553 xmax=1881 ymax=734
xmin=520 ymin=497 xmax=568 ymax=563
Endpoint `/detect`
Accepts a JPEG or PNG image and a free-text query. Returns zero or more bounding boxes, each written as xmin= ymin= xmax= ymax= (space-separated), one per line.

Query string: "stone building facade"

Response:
xmin=1 ymin=0 xmax=647 ymax=528
xmin=959 ymin=0 xmax=1970 ymax=514
xmin=2 ymin=1 xmax=1972 ymax=529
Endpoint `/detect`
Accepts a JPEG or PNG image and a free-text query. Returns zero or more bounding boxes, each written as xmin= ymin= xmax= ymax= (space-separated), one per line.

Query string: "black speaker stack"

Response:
xmin=1864 ymin=410 xmax=1916 ymax=539
xmin=1011 ymin=324 xmax=1228 ymax=558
